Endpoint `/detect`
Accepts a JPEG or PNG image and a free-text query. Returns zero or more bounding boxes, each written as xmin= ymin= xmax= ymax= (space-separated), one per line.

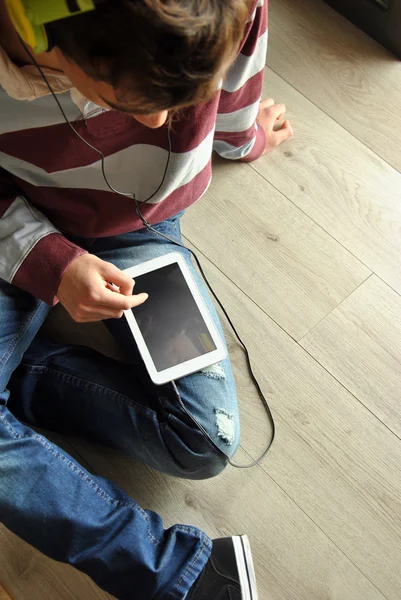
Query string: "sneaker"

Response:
xmin=187 ymin=535 xmax=258 ymax=600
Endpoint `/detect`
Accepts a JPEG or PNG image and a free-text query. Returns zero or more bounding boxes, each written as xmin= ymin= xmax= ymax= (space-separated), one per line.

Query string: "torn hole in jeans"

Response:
xmin=214 ymin=408 xmax=235 ymax=446
xmin=200 ymin=362 xmax=226 ymax=380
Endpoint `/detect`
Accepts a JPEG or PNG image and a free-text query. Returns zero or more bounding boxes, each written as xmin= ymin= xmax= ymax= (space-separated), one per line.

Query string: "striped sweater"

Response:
xmin=0 ymin=0 xmax=267 ymax=305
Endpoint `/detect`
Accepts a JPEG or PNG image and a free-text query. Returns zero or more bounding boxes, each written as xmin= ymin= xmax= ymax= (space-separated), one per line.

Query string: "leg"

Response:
xmin=9 ymin=214 xmax=239 ymax=478
xmin=96 ymin=213 xmax=240 ymax=460
xmin=1 ymin=280 xmax=211 ymax=600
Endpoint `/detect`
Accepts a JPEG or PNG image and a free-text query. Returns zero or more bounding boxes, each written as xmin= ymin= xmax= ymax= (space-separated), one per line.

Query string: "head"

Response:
xmin=48 ymin=0 xmax=250 ymax=128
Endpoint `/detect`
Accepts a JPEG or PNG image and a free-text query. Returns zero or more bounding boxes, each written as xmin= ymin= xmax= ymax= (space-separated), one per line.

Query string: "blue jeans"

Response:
xmin=0 ymin=214 xmax=240 ymax=600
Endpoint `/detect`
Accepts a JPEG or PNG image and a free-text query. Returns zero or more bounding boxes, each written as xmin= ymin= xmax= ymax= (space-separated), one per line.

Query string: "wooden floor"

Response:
xmin=1 ymin=0 xmax=401 ymax=598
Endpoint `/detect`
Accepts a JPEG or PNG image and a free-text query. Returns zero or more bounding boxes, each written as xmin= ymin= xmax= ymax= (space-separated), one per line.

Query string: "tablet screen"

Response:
xmin=131 ymin=263 xmax=217 ymax=371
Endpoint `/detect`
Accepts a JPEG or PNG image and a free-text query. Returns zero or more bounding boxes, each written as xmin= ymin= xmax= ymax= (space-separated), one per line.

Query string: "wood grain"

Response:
xmin=0 ymin=526 xmax=112 ymax=600
xmin=182 ymin=158 xmax=370 ymax=340
xmin=180 ymin=242 xmax=401 ymax=599
xmin=300 ymin=275 xmax=401 ymax=436
xmin=268 ymin=0 xmax=401 ymax=171
xmin=252 ymin=68 xmax=401 ymax=295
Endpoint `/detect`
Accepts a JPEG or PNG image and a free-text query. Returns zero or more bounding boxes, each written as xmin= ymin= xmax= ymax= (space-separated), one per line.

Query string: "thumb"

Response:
xmin=100 ymin=261 xmax=134 ymax=296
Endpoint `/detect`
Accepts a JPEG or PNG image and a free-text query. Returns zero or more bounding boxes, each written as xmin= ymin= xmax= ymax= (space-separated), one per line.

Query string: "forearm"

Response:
xmin=0 ymin=171 xmax=87 ymax=304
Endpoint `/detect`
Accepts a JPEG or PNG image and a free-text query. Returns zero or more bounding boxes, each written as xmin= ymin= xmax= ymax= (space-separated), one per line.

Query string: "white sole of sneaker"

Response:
xmin=232 ymin=535 xmax=259 ymax=600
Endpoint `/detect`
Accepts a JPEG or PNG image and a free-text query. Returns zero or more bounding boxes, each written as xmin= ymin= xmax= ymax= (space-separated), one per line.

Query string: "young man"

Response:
xmin=0 ymin=1 xmax=292 ymax=598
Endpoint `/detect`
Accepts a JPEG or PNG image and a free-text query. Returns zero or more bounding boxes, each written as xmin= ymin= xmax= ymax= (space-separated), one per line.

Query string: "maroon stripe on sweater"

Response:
xmin=239 ymin=0 xmax=261 ymax=53
xmin=13 ymin=232 xmax=87 ymax=305
xmin=241 ymin=2 xmax=268 ymax=58
xmin=0 ymin=96 xmax=220 ymax=172
xmin=218 ymin=71 xmax=264 ymax=115
xmin=12 ymin=162 xmax=212 ymax=239
xmin=239 ymin=123 xmax=266 ymax=162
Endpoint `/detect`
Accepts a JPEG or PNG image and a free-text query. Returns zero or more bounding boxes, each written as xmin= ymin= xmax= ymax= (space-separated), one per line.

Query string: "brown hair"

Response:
xmin=49 ymin=0 xmax=250 ymax=113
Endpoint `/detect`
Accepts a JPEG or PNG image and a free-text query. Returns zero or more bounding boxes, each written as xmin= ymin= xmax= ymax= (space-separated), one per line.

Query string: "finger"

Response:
xmin=77 ymin=312 xmax=122 ymax=323
xmin=100 ymin=262 xmax=134 ymax=296
xmin=266 ymin=103 xmax=286 ymax=122
xmin=98 ymin=287 xmax=149 ymax=310
xmin=74 ymin=300 xmax=140 ymax=322
xmin=106 ymin=282 xmax=120 ymax=292
xmin=259 ymin=103 xmax=287 ymax=133
xmin=71 ymin=307 xmax=125 ymax=323
xmin=272 ymin=120 xmax=294 ymax=146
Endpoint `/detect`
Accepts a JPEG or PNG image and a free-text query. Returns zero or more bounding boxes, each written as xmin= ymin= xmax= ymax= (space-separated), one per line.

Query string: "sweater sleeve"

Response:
xmin=213 ymin=0 xmax=268 ymax=162
xmin=0 ymin=169 xmax=87 ymax=305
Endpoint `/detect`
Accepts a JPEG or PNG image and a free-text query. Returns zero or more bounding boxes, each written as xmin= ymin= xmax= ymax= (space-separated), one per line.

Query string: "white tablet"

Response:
xmin=123 ymin=252 xmax=227 ymax=385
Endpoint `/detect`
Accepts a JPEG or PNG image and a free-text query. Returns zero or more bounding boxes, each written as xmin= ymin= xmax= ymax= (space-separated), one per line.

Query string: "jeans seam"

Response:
xmin=21 ymin=364 xmax=158 ymax=421
xmin=0 ymin=301 xmax=43 ymax=377
xmin=0 ymin=409 xmax=160 ymax=546
xmin=172 ymin=536 xmax=209 ymax=595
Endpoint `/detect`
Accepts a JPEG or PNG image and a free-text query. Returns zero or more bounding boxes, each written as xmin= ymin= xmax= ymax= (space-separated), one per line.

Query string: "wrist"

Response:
xmin=13 ymin=234 xmax=87 ymax=305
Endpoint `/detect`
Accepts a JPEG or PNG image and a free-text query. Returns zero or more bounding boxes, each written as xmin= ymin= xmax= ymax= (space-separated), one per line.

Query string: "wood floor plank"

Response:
xmin=0 ymin=527 xmax=112 ymax=600
xmin=252 ymin=68 xmax=401 ymax=295
xmin=182 ymin=158 xmax=370 ymax=340
xmin=300 ymin=275 xmax=401 ymax=437
xmin=268 ymin=0 xmax=401 ymax=171
xmin=182 ymin=242 xmax=401 ymax=599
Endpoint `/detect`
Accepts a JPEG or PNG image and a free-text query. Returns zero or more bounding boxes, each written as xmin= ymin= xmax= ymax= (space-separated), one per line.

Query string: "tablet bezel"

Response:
xmin=123 ymin=252 xmax=227 ymax=385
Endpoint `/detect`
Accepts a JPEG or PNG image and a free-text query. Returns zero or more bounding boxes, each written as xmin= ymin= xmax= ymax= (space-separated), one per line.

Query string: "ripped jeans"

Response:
xmin=0 ymin=213 xmax=239 ymax=600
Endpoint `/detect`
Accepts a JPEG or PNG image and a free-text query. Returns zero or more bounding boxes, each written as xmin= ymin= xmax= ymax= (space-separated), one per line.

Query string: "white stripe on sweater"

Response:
xmin=248 ymin=0 xmax=265 ymax=23
xmin=222 ymin=31 xmax=267 ymax=94
xmin=0 ymin=127 xmax=215 ymax=204
xmin=0 ymin=89 xmax=81 ymax=134
xmin=0 ymin=196 xmax=58 ymax=282
xmin=215 ymin=100 xmax=260 ymax=133
xmin=213 ymin=137 xmax=256 ymax=160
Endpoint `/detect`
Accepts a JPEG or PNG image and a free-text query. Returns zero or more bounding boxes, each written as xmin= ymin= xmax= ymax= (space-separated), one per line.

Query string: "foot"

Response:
xmin=187 ymin=535 xmax=258 ymax=599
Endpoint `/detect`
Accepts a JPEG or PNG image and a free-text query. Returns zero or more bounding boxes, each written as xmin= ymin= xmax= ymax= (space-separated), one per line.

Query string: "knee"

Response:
xmin=159 ymin=414 xmax=237 ymax=480
xmin=174 ymin=416 xmax=240 ymax=481
xmin=156 ymin=384 xmax=240 ymax=480
xmin=179 ymin=446 xmax=230 ymax=480
xmin=122 ymin=428 xmax=231 ymax=480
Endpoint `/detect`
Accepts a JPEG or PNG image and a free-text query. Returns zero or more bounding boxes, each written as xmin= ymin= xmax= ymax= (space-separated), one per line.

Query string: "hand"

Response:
xmin=257 ymin=98 xmax=294 ymax=154
xmin=57 ymin=254 xmax=148 ymax=323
